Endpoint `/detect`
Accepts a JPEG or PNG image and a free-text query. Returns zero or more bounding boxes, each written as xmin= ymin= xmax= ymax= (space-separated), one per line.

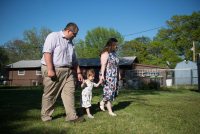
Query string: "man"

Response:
xmin=41 ymin=22 xmax=84 ymax=122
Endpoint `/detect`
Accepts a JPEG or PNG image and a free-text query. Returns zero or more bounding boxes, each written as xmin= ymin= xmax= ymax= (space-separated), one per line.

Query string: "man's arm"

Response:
xmin=44 ymin=52 xmax=55 ymax=78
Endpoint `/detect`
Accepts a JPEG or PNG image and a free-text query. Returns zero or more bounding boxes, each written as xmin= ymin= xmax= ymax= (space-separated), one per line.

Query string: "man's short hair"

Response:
xmin=64 ymin=22 xmax=79 ymax=33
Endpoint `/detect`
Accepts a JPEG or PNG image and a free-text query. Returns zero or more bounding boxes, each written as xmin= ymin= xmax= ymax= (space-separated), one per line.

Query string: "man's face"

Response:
xmin=65 ymin=29 xmax=78 ymax=40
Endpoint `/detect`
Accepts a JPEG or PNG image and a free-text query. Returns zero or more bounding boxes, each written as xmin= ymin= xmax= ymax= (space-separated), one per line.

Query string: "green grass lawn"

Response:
xmin=0 ymin=86 xmax=200 ymax=134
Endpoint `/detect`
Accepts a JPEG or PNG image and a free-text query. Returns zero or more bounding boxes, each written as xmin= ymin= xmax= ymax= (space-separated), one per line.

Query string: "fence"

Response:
xmin=123 ymin=68 xmax=198 ymax=89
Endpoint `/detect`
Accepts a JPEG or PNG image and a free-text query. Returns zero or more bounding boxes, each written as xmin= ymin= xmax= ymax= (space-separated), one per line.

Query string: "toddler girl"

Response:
xmin=81 ymin=69 xmax=101 ymax=118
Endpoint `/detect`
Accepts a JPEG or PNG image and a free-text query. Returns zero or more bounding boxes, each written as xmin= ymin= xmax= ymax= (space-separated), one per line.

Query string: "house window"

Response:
xmin=18 ymin=69 xmax=25 ymax=75
xmin=36 ymin=70 xmax=42 ymax=75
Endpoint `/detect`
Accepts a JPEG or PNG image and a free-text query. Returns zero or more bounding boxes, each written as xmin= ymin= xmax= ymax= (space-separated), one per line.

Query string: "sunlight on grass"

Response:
xmin=0 ymin=86 xmax=200 ymax=134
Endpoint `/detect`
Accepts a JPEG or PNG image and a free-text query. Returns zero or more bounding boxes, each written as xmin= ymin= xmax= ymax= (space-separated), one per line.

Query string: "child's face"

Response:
xmin=88 ymin=75 xmax=95 ymax=81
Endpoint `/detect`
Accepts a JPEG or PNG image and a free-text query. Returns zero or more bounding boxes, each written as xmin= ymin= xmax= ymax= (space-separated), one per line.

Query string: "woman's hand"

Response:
xmin=78 ymin=73 xmax=83 ymax=82
xmin=99 ymin=75 xmax=105 ymax=84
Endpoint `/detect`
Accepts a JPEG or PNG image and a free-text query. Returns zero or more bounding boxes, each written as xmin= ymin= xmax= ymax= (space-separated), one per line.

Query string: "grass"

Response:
xmin=0 ymin=86 xmax=200 ymax=134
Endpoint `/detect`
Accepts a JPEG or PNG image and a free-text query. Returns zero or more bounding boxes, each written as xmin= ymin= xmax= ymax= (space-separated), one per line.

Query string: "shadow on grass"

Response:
xmin=112 ymin=101 xmax=133 ymax=111
xmin=0 ymin=87 xmax=68 ymax=134
xmin=75 ymin=101 xmax=134 ymax=116
xmin=0 ymin=88 xmax=41 ymax=133
xmin=1 ymin=85 xmax=198 ymax=133
xmin=190 ymin=89 xmax=200 ymax=93
xmin=73 ymin=100 xmax=134 ymax=116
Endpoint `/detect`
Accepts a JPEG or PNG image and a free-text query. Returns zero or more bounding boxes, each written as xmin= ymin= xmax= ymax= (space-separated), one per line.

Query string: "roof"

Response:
xmin=175 ymin=60 xmax=197 ymax=69
xmin=6 ymin=56 xmax=138 ymax=68
xmin=78 ymin=56 xmax=138 ymax=67
xmin=79 ymin=58 xmax=100 ymax=67
xmin=119 ymin=56 xmax=138 ymax=66
xmin=6 ymin=60 xmax=41 ymax=68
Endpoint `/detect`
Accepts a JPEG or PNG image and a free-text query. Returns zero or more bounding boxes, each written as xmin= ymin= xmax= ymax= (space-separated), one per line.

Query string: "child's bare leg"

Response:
xmin=86 ymin=107 xmax=94 ymax=118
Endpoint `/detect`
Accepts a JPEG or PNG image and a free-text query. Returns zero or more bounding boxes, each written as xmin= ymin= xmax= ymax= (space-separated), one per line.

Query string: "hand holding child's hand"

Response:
xmin=100 ymin=76 xmax=104 ymax=83
xmin=81 ymin=79 xmax=87 ymax=88
xmin=82 ymin=79 xmax=85 ymax=83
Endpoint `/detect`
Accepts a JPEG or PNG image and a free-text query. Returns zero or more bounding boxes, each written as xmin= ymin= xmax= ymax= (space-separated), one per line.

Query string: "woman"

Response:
xmin=99 ymin=38 xmax=121 ymax=116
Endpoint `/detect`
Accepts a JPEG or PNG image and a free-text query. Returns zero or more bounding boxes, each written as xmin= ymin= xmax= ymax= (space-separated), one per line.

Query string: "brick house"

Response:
xmin=6 ymin=60 xmax=42 ymax=86
xmin=5 ymin=57 xmax=168 ymax=87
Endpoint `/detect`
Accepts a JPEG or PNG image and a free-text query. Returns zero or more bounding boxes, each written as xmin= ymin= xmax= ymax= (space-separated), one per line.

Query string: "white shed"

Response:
xmin=174 ymin=60 xmax=197 ymax=85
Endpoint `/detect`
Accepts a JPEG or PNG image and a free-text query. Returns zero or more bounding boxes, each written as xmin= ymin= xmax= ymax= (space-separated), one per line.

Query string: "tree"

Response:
xmin=3 ymin=39 xmax=28 ymax=63
xmin=135 ymin=36 xmax=151 ymax=45
xmin=120 ymin=40 xmax=148 ymax=63
xmin=121 ymin=39 xmax=181 ymax=68
xmin=146 ymin=41 xmax=181 ymax=68
xmin=155 ymin=11 xmax=200 ymax=60
xmin=75 ymin=27 xmax=124 ymax=58
xmin=3 ymin=27 xmax=52 ymax=63
xmin=23 ymin=27 xmax=52 ymax=59
xmin=0 ymin=47 xmax=9 ymax=76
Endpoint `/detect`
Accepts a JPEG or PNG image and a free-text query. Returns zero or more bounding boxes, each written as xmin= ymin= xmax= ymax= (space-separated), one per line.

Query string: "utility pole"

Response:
xmin=197 ymin=54 xmax=200 ymax=92
xmin=193 ymin=41 xmax=196 ymax=62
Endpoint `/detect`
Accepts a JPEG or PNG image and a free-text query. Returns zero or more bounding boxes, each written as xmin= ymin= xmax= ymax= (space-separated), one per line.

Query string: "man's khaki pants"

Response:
xmin=41 ymin=65 xmax=77 ymax=121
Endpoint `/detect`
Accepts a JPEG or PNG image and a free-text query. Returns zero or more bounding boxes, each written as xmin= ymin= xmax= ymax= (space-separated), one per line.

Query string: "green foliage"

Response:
xmin=135 ymin=36 xmax=151 ymax=45
xmin=75 ymin=27 xmax=124 ymax=58
xmin=120 ymin=40 xmax=148 ymax=63
xmin=121 ymin=38 xmax=181 ymax=68
xmin=155 ymin=11 xmax=200 ymax=60
xmin=3 ymin=28 xmax=52 ymax=64
xmin=0 ymin=47 xmax=9 ymax=76
xmin=146 ymin=41 xmax=181 ymax=68
xmin=125 ymin=11 xmax=200 ymax=67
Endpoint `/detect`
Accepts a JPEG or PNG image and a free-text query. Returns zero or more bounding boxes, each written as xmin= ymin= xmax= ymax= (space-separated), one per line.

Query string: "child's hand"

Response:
xmin=81 ymin=79 xmax=86 ymax=88
xmin=82 ymin=79 xmax=85 ymax=84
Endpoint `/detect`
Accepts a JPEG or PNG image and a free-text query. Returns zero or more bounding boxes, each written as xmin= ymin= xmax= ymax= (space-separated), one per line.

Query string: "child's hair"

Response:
xmin=87 ymin=69 xmax=95 ymax=78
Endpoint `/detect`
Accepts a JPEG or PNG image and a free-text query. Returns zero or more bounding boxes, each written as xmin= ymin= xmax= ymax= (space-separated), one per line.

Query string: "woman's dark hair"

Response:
xmin=100 ymin=38 xmax=118 ymax=55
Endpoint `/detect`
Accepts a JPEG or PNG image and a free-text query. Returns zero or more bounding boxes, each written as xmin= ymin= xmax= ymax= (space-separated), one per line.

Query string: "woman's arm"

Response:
xmin=99 ymin=52 xmax=109 ymax=82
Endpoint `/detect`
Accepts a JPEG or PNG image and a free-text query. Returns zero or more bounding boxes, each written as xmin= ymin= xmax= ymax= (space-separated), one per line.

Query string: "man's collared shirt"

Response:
xmin=41 ymin=31 xmax=77 ymax=67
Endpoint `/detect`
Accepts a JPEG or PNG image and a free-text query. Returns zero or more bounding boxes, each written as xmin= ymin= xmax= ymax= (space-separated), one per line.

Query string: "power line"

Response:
xmin=123 ymin=26 xmax=165 ymax=37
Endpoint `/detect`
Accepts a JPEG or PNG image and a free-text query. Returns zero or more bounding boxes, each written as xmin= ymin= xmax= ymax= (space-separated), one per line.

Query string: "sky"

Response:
xmin=0 ymin=0 xmax=200 ymax=45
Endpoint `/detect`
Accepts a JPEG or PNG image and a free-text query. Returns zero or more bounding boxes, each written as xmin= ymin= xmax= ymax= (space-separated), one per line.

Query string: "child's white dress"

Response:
xmin=81 ymin=80 xmax=98 ymax=108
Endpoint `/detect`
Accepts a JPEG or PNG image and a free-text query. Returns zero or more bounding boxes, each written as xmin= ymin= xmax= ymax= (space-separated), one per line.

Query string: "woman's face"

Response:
xmin=112 ymin=42 xmax=118 ymax=51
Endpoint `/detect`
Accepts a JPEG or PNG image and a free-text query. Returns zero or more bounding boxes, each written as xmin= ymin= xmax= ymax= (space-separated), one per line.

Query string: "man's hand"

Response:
xmin=47 ymin=69 xmax=58 ymax=82
xmin=47 ymin=69 xmax=56 ymax=78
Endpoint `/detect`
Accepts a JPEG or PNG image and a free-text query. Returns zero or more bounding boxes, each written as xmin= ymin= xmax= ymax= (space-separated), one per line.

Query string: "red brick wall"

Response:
xmin=8 ymin=68 xmax=42 ymax=86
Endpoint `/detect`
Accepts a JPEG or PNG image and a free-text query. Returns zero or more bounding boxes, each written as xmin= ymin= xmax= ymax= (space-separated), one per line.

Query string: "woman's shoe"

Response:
xmin=87 ymin=114 xmax=94 ymax=119
xmin=109 ymin=112 xmax=117 ymax=116
xmin=99 ymin=101 xmax=105 ymax=111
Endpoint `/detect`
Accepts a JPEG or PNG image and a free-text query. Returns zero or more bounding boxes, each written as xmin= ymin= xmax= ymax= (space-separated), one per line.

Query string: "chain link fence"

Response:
xmin=122 ymin=68 xmax=198 ymax=89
